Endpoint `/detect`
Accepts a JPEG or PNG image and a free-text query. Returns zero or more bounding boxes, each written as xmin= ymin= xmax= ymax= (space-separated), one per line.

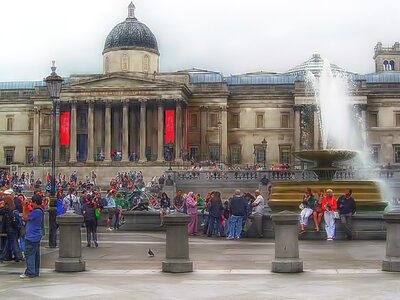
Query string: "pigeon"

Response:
xmin=148 ymin=248 xmax=155 ymax=257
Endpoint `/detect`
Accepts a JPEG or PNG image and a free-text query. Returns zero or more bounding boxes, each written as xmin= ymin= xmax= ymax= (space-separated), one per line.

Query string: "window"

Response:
xmin=143 ymin=55 xmax=150 ymax=73
xmin=6 ymin=118 xmax=13 ymax=131
xmin=28 ymin=117 xmax=34 ymax=131
xmin=254 ymin=146 xmax=266 ymax=165
xmin=370 ymin=145 xmax=380 ymax=164
xmin=42 ymin=115 xmax=51 ymax=130
xmin=4 ymin=147 xmax=14 ymax=165
xmin=230 ymin=146 xmax=241 ymax=164
xmin=26 ymin=147 xmax=33 ymax=164
xmin=122 ymin=54 xmax=129 ymax=71
xmin=78 ymin=112 xmax=87 ymax=129
xmin=369 ymin=112 xmax=378 ymax=127
xmin=279 ymin=145 xmax=291 ymax=165
xmin=383 ymin=60 xmax=389 ymax=71
xmin=280 ymin=113 xmax=289 ymax=128
xmin=209 ymin=145 xmax=220 ymax=162
xmin=105 ymin=56 xmax=110 ymax=73
xmin=189 ymin=146 xmax=199 ymax=161
xmin=41 ymin=147 xmax=51 ymax=163
xmin=209 ymin=113 xmax=218 ymax=127
xmin=394 ymin=145 xmax=400 ymax=164
xmin=189 ymin=113 xmax=198 ymax=129
xmin=230 ymin=113 xmax=239 ymax=129
xmin=395 ymin=113 xmax=400 ymax=127
xmin=256 ymin=114 xmax=264 ymax=128
xmin=390 ymin=60 xmax=395 ymax=71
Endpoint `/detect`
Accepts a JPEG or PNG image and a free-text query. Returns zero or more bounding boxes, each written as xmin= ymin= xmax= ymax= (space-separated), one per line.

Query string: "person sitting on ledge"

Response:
xmin=337 ymin=188 xmax=357 ymax=240
xmin=299 ymin=187 xmax=316 ymax=234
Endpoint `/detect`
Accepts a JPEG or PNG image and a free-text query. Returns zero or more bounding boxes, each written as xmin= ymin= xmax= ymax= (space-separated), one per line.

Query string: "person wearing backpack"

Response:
xmin=20 ymin=194 xmax=44 ymax=278
xmin=0 ymin=193 xmax=23 ymax=262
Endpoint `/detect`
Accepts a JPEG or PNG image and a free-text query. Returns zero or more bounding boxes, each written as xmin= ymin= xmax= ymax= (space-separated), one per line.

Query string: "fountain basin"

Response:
xmin=269 ymin=180 xmax=387 ymax=213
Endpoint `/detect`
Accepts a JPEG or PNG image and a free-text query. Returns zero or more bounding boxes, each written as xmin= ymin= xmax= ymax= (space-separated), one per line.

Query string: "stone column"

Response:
xmin=33 ymin=106 xmax=40 ymax=163
xmin=271 ymin=211 xmax=303 ymax=273
xmin=175 ymin=100 xmax=183 ymax=161
xmin=293 ymin=105 xmax=301 ymax=152
xmin=86 ymin=101 xmax=94 ymax=163
xmin=220 ymin=106 xmax=228 ymax=163
xmin=139 ymin=99 xmax=147 ymax=163
xmin=104 ymin=102 xmax=112 ymax=162
xmin=122 ymin=100 xmax=129 ymax=162
xmin=200 ymin=106 xmax=207 ymax=160
xmin=162 ymin=213 xmax=193 ymax=273
xmin=157 ymin=101 xmax=164 ymax=162
xmin=55 ymin=212 xmax=86 ymax=272
xmin=69 ymin=102 xmax=77 ymax=163
xmin=313 ymin=107 xmax=319 ymax=150
xmin=382 ymin=209 xmax=400 ymax=272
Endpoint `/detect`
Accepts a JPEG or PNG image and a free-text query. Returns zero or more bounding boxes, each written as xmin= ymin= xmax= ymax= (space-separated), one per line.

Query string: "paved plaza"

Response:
xmin=0 ymin=231 xmax=398 ymax=299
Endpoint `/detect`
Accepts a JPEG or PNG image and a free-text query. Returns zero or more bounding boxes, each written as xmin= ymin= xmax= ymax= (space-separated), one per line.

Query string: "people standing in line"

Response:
xmin=105 ymin=189 xmax=116 ymax=231
xmin=20 ymin=194 xmax=44 ymax=279
xmin=0 ymin=193 xmax=22 ymax=262
xmin=337 ymin=188 xmax=357 ymax=240
xmin=186 ymin=192 xmax=198 ymax=235
xmin=173 ymin=190 xmax=185 ymax=213
xmin=313 ymin=189 xmax=324 ymax=232
xmin=299 ymin=188 xmax=316 ymax=234
xmin=322 ymin=189 xmax=337 ymax=241
xmin=159 ymin=192 xmax=171 ymax=226
xmin=207 ymin=191 xmax=225 ymax=237
xmin=227 ymin=189 xmax=247 ymax=240
xmin=82 ymin=195 xmax=98 ymax=248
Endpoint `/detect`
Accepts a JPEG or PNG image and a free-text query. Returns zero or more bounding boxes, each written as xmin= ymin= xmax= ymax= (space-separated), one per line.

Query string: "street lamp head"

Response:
xmin=261 ymin=138 xmax=268 ymax=147
xmin=44 ymin=60 xmax=63 ymax=99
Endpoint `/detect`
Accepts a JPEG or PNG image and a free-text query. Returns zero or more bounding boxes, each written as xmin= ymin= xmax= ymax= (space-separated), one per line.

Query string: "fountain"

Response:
xmin=269 ymin=54 xmax=388 ymax=213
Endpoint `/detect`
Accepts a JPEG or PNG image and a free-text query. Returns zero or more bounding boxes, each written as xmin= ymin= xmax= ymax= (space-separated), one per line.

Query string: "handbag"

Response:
xmin=333 ymin=211 xmax=340 ymax=219
xmin=95 ymin=208 xmax=101 ymax=219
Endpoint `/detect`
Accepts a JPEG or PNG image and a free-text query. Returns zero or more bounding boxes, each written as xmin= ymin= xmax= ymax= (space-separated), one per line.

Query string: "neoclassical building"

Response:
xmin=1 ymin=3 xmax=400 ymax=175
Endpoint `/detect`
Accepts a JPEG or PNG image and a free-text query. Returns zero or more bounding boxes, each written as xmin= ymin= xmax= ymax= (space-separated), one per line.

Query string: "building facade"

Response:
xmin=1 ymin=3 xmax=400 ymax=172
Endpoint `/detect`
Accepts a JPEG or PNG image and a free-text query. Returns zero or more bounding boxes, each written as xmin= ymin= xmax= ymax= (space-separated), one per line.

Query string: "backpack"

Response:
xmin=99 ymin=197 xmax=108 ymax=209
xmin=11 ymin=210 xmax=23 ymax=229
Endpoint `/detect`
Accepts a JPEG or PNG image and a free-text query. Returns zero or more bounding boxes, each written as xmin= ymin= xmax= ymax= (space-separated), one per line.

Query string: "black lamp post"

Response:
xmin=261 ymin=138 xmax=268 ymax=169
xmin=44 ymin=61 xmax=63 ymax=248
xmin=217 ymin=121 xmax=222 ymax=164
xmin=167 ymin=141 xmax=174 ymax=171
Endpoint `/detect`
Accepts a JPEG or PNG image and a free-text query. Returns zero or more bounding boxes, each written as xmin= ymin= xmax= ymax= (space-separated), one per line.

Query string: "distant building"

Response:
xmin=0 ymin=3 xmax=400 ymax=175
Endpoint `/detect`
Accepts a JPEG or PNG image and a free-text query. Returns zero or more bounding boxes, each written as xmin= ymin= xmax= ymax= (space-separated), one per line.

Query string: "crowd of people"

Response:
xmin=299 ymin=188 xmax=357 ymax=240
xmin=158 ymin=189 xmax=266 ymax=239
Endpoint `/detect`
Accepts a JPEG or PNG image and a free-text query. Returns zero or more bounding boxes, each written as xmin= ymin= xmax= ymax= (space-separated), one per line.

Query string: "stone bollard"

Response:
xmin=382 ymin=209 xmax=400 ymax=272
xmin=162 ymin=212 xmax=193 ymax=273
xmin=271 ymin=211 xmax=303 ymax=273
xmin=55 ymin=212 xmax=86 ymax=272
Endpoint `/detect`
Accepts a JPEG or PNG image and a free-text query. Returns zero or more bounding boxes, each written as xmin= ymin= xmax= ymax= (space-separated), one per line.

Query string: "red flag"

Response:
xmin=165 ymin=110 xmax=175 ymax=144
xmin=60 ymin=112 xmax=70 ymax=145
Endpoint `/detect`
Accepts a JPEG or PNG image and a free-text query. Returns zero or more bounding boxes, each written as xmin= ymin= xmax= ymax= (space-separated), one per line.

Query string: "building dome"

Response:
xmin=103 ymin=2 xmax=159 ymax=55
xmin=285 ymin=53 xmax=347 ymax=76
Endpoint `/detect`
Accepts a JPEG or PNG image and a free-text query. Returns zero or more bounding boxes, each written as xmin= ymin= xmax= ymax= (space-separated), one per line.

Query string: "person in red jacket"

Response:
xmin=322 ymin=189 xmax=337 ymax=240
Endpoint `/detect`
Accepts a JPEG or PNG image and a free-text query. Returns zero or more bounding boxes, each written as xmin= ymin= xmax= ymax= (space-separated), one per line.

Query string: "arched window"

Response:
xmin=383 ymin=60 xmax=389 ymax=71
xmin=143 ymin=55 xmax=150 ymax=73
xmin=122 ymin=54 xmax=129 ymax=71
xmin=390 ymin=60 xmax=395 ymax=71
xmin=105 ymin=56 xmax=110 ymax=73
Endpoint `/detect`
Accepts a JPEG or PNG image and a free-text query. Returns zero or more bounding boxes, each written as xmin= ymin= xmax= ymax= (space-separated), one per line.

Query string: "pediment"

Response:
xmin=67 ymin=74 xmax=180 ymax=90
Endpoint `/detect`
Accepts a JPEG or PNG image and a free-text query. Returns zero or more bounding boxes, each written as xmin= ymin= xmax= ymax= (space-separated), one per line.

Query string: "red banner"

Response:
xmin=60 ymin=112 xmax=70 ymax=145
xmin=165 ymin=110 xmax=175 ymax=144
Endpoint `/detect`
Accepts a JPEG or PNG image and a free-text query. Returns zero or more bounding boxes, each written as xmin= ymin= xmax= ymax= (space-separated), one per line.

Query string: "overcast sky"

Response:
xmin=0 ymin=0 xmax=399 ymax=81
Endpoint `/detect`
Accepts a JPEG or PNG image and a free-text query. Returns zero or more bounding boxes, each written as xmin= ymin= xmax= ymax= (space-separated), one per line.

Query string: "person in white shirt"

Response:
xmin=244 ymin=190 xmax=265 ymax=238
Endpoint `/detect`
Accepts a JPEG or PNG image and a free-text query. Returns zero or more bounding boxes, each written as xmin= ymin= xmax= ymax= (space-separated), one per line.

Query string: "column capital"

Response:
xmin=200 ymin=105 xmax=208 ymax=112
xmin=293 ymin=105 xmax=304 ymax=112
xmin=219 ymin=105 xmax=228 ymax=111
xmin=355 ymin=103 xmax=367 ymax=111
xmin=86 ymin=99 xmax=95 ymax=105
xmin=138 ymin=98 xmax=148 ymax=104
xmin=34 ymin=106 xmax=41 ymax=114
xmin=104 ymin=100 xmax=113 ymax=107
xmin=121 ymin=98 xmax=130 ymax=105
